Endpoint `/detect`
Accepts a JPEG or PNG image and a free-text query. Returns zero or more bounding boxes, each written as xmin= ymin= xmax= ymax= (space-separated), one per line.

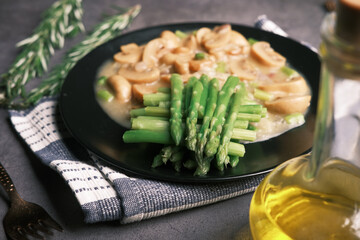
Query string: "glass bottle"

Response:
xmin=249 ymin=0 xmax=360 ymax=239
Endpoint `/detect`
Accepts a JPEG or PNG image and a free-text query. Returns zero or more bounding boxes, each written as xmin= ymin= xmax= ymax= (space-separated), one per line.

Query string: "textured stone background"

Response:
xmin=0 ymin=0 xmax=326 ymax=239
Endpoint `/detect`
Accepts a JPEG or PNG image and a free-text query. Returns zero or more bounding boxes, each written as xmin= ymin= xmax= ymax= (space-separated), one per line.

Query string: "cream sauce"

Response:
xmin=96 ymin=61 xmax=132 ymax=128
xmin=96 ymin=59 xmax=309 ymax=142
xmin=95 ymin=26 xmax=311 ymax=143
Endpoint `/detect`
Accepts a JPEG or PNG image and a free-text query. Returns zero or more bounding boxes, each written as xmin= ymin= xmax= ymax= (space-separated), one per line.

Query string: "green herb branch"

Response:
xmin=23 ymin=4 xmax=141 ymax=108
xmin=0 ymin=0 xmax=84 ymax=108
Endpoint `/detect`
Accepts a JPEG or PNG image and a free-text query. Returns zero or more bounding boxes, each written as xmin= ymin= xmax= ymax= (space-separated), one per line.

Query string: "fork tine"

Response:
xmin=40 ymin=218 xmax=63 ymax=232
xmin=24 ymin=224 xmax=45 ymax=239
xmin=0 ymin=161 xmax=64 ymax=239
xmin=33 ymin=221 xmax=53 ymax=234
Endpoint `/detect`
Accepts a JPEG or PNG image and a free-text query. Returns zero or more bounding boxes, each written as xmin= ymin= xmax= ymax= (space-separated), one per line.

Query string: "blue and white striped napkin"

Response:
xmin=9 ymin=16 xmax=305 ymax=224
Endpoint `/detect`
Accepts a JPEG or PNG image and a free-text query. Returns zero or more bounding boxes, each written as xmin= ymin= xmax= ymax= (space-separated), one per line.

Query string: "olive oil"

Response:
xmin=249 ymin=1 xmax=360 ymax=239
xmin=250 ymin=155 xmax=360 ymax=240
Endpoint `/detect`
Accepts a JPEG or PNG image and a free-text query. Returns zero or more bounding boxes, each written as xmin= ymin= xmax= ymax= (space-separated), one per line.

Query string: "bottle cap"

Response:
xmin=335 ymin=0 xmax=360 ymax=44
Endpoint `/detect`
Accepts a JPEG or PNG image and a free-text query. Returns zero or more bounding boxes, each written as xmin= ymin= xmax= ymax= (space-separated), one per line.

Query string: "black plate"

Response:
xmin=60 ymin=22 xmax=320 ymax=183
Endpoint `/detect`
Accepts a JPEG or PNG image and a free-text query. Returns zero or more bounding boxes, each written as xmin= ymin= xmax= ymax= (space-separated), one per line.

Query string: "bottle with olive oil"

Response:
xmin=249 ymin=0 xmax=360 ymax=239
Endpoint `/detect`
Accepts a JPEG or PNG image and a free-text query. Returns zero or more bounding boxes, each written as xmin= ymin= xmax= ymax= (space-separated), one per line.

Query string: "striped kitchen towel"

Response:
xmin=9 ymin=17 xmax=310 ymax=224
xmin=9 ymin=97 xmax=264 ymax=223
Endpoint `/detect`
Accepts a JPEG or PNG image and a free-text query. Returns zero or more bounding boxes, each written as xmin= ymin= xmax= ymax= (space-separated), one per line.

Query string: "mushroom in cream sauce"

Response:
xmin=95 ymin=24 xmax=311 ymax=142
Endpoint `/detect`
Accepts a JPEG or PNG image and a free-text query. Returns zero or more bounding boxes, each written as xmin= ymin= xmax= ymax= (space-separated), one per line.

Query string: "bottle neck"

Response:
xmin=308 ymin=13 xmax=360 ymax=178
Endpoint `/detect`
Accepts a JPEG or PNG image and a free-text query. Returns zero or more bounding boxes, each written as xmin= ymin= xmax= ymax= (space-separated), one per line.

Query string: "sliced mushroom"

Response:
xmin=189 ymin=59 xmax=214 ymax=72
xmin=107 ymin=75 xmax=132 ymax=102
xmin=228 ymin=31 xmax=250 ymax=55
xmin=132 ymin=80 xmax=170 ymax=101
xmin=133 ymin=61 xmax=148 ymax=72
xmin=258 ymin=76 xmax=309 ymax=94
xmin=183 ymin=35 xmax=198 ymax=51
xmin=222 ymin=44 xmax=242 ymax=55
xmin=160 ymin=46 xmax=193 ymax=69
xmin=142 ymin=38 xmax=166 ymax=67
xmin=203 ymin=24 xmax=232 ymax=49
xmin=118 ymin=65 xmax=160 ymax=83
xmin=265 ymin=95 xmax=311 ymax=114
xmin=251 ymin=41 xmax=286 ymax=67
xmin=160 ymin=30 xmax=180 ymax=49
xmin=195 ymin=27 xmax=211 ymax=44
xmin=230 ymin=31 xmax=248 ymax=45
xmin=156 ymin=48 xmax=171 ymax=60
xmin=160 ymin=52 xmax=177 ymax=65
xmin=206 ymin=31 xmax=250 ymax=56
xmin=230 ymin=59 xmax=258 ymax=80
xmin=160 ymin=74 xmax=172 ymax=82
xmin=173 ymin=47 xmax=191 ymax=54
xmin=120 ymin=43 xmax=140 ymax=53
xmin=114 ymin=43 xmax=143 ymax=64
xmin=208 ymin=48 xmax=227 ymax=61
xmin=174 ymin=58 xmax=190 ymax=74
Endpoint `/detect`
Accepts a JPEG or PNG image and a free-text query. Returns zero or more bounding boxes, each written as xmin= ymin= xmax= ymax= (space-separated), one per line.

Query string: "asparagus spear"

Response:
xmin=151 ymin=145 xmax=183 ymax=168
xmin=131 ymin=118 xmax=169 ymax=131
xmin=183 ymin=158 xmax=197 ymax=170
xmin=143 ymin=92 xmax=170 ymax=106
xmin=228 ymin=142 xmax=245 ymax=157
xmin=161 ymin=145 xmax=182 ymax=164
xmin=238 ymin=105 xmax=263 ymax=114
xmin=123 ymin=129 xmax=246 ymax=157
xmin=151 ymin=154 xmax=163 ymax=168
xmin=123 ymin=129 xmax=173 ymax=144
xmin=169 ymin=74 xmax=184 ymax=145
xmin=131 ymin=117 xmax=249 ymax=136
xmin=185 ymin=80 xmax=203 ymax=151
xmin=216 ymin=82 xmax=246 ymax=171
xmin=159 ymin=101 xmax=171 ymax=108
xmin=204 ymin=76 xmax=239 ymax=157
xmin=172 ymin=158 xmax=183 ymax=172
xmin=170 ymin=150 xmax=185 ymax=172
xmin=133 ymin=116 xmax=168 ymax=121
xmin=157 ymin=87 xmax=171 ymax=93
xmin=229 ymin=155 xmax=240 ymax=168
xmin=236 ymin=113 xmax=261 ymax=122
xmin=130 ymin=106 xmax=170 ymax=118
xmin=234 ymin=120 xmax=249 ymax=129
xmin=184 ymin=76 xmax=197 ymax=112
xmin=254 ymin=88 xmax=273 ymax=101
xmin=231 ymin=128 xmax=257 ymax=141
xmin=198 ymin=74 xmax=209 ymax=119
xmin=125 ymin=74 xmax=268 ymax=175
xmin=195 ymin=78 xmax=219 ymax=175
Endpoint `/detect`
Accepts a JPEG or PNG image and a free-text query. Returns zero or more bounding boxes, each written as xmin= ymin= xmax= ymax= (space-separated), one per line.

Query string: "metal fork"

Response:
xmin=0 ymin=161 xmax=63 ymax=240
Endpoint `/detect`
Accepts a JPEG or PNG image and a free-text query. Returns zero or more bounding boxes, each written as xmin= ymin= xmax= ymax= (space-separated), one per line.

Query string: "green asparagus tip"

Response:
xmin=204 ymin=137 xmax=220 ymax=157
xmin=194 ymin=163 xmax=211 ymax=176
xmin=183 ymin=159 xmax=197 ymax=170
xmin=151 ymin=154 xmax=164 ymax=168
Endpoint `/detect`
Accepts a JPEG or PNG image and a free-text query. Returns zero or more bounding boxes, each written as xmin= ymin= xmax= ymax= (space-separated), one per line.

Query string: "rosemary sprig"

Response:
xmin=6 ymin=4 xmax=141 ymax=109
xmin=0 ymin=0 xmax=84 ymax=108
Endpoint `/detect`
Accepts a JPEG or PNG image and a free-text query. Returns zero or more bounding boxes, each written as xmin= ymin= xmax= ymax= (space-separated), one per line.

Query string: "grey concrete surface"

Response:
xmin=0 ymin=0 xmax=326 ymax=239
